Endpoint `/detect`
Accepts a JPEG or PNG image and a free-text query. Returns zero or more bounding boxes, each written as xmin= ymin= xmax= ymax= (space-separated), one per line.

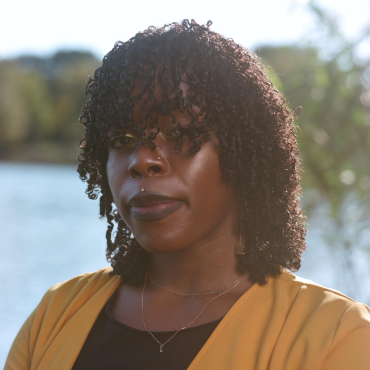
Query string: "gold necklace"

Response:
xmin=141 ymin=272 xmax=242 ymax=353
xmin=147 ymin=272 xmax=242 ymax=296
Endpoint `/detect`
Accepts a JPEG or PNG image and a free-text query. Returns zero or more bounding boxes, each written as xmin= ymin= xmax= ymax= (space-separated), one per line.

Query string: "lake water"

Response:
xmin=1 ymin=162 xmax=369 ymax=366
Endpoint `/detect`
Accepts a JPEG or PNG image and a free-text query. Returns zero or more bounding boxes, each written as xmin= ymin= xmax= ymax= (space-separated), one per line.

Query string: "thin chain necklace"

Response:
xmin=147 ymin=272 xmax=242 ymax=296
xmin=141 ymin=272 xmax=242 ymax=353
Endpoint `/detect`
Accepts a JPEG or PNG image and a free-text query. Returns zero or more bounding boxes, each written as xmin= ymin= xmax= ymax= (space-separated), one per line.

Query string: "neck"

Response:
xmin=148 ymin=227 xmax=244 ymax=294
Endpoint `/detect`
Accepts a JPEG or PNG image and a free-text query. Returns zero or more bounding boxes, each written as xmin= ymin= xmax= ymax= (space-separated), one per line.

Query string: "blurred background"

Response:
xmin=1 ymin=0 xmax=370 ymax=365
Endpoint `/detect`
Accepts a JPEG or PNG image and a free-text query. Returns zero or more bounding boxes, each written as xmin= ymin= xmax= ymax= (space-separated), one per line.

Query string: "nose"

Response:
xmin=128 ymin=143 xmax=169 ymax=179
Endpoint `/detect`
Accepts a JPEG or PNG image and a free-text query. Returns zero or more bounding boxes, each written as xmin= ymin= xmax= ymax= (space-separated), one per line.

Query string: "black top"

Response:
xmin=72 ymin=291 xmax=223 ymax=370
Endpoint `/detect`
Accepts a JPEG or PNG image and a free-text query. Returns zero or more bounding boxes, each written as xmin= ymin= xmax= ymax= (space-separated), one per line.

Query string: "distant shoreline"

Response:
xmin=0 ymin=142 xmax=80 ymax=165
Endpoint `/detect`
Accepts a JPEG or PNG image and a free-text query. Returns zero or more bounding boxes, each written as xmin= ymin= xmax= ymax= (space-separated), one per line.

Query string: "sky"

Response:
xmin=1 ymin=0 xmax=369 ymax=59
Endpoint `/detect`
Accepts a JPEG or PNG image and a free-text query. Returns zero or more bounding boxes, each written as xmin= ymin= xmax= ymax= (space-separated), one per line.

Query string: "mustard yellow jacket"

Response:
xmin=5 ymin=267 xmax=370 ymax=369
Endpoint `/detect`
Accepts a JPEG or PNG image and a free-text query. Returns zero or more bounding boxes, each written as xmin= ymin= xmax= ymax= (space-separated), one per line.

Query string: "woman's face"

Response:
xmin=106 ymin=86 xmax=240 ymax=254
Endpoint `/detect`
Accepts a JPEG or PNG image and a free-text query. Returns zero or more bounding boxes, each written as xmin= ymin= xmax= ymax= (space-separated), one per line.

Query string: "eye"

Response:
xmin=162 ymin=125 xmax=192 ymax=141
xmin=110 ymin=133 xmax=137 ymax=149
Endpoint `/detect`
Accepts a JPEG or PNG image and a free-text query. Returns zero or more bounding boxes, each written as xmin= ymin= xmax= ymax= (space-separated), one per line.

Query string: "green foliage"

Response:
xmin=259 ymin=3 xmax=370 ymax=221
xmin=260 ymin=45 xmax=370 ymax=216
xmin=260 ymin=2 xmax=370 ymax=301
xmin=0 ymin=51 xmax=100 ymax=162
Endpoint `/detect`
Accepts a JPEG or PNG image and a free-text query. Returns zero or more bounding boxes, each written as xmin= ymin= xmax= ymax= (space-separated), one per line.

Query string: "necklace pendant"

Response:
xmin=160 ymin=344 xmax=164 ymax=353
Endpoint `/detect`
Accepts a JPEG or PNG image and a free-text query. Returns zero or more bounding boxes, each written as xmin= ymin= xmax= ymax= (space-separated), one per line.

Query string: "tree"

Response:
xmin=0 ymin=51 xmax=100 ymax=162
xmin=259 ymin=1 xmax=370 ymax=302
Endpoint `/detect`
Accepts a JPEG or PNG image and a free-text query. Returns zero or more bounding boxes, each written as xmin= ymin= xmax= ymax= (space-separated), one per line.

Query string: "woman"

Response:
xmin=5 ymin=20 xmax=370 ymax=370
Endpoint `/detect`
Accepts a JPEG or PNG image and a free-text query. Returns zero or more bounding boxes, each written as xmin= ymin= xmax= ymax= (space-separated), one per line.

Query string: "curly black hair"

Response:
xmin=77 ymin=19 xmax=306 ymax=286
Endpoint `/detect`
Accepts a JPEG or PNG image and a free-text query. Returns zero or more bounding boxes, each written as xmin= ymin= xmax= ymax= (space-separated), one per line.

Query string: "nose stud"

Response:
xmin=138 ymin=157 xmax=160 ymax=192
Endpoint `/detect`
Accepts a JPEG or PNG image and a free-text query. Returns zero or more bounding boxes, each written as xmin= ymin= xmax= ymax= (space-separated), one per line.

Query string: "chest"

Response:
xmin=109 ymin=283 xmax=242 ymax=331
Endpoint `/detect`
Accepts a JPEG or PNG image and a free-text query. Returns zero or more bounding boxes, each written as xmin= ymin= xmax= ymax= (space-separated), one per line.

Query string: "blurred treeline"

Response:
xmin=0 ymin=51 xmax=100 ymax=163
xmin=0 ymin=3 xmax=369 ymax=295
xmin=262 ymin=3 xmax=370 ymax=298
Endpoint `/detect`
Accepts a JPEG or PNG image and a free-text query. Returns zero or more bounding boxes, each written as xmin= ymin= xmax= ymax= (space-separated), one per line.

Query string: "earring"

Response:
xmin=158 ymin=156 xmax=161 ymax=160
xmin=141 ymin=188 xmax=145 ymax=192
xmin=234 ymin=212 xmax=245 ymax=255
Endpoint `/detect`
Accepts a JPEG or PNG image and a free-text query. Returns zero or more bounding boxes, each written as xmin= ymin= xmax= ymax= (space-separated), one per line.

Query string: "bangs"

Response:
xmin=93 ymin=45 xmax=213 ymax=154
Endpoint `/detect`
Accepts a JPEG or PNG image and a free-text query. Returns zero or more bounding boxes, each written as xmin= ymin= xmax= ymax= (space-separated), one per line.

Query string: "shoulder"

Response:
xmin=4 ymin=267 xmax=121 ymax=370
xmin=46 ymin=266 xmax=116 ymax=298
xmin=273 ymin=269 xmax=370 ymax=333
xmin=35 ymin=267 xmax=120 ymax=323
xmin=278 ymin=268 xmax=358 ymax=302
xmin=258 ymin=270 xmax=370 ymax=367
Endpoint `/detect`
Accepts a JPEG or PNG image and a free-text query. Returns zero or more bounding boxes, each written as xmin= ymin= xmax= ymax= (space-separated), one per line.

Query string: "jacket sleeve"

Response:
xmin=4 ymin=308 xmax=36 ymax=370
xmin=3 ymin=269 xmax=111 ymax=370
xmin=321 ymin=302 xmax=370 ymax=369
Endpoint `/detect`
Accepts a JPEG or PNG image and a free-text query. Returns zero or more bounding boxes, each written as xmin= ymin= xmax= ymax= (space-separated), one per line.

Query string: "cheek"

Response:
xmin=186 ymin=145 xmax=233 ymax=215
xmin=106 ymin=153 xmax=125 ymax=203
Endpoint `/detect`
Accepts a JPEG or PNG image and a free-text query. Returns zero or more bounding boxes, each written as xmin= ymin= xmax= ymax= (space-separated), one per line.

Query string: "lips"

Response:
xmin=128 ymin=192 xmax=183 ymax=221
